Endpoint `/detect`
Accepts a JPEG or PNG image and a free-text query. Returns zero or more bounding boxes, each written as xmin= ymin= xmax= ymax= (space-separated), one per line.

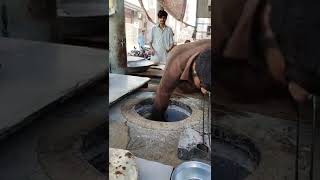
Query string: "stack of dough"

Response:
xmin=109 ymin=148 xmax=138 ymax=180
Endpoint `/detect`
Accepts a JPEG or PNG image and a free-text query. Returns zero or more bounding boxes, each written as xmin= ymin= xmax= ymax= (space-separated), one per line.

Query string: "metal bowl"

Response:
xmin=171 ymin=161 xmax=211 ymax=180
xmin=127 ymin=56 xmax=154 ymax=73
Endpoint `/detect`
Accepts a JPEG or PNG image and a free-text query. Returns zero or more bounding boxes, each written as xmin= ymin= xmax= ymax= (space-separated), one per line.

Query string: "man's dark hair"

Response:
xmin=158 ymin=10 xmax=168 ymax=18
xmin=195 ymin=49 xmax=211 ymax=91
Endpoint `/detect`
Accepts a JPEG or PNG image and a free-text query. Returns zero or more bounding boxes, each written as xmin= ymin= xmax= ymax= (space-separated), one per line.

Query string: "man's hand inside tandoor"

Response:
xmin=150 ymin=105 xmax=165 ymax=121
xmin=289 ymin=81 xmax=311 ymax=103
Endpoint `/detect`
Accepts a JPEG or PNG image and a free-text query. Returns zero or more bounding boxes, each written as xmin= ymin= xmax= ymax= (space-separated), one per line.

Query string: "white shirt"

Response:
xmin=150 ymin=24 xmax=174 ymax=64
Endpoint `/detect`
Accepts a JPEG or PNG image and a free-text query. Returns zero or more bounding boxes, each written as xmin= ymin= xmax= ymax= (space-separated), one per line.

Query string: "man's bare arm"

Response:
xmin=261 ymin=4 xmax=286 ymax=84
xmin=151 ymin=53 xmax=181 ymax=120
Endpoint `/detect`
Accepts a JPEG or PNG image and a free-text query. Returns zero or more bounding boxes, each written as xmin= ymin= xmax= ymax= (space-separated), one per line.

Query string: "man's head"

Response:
xmin=195 ymin=49 xmax=212 ymax=93
xmin=158 ymin=10 xmax=168 ymax=25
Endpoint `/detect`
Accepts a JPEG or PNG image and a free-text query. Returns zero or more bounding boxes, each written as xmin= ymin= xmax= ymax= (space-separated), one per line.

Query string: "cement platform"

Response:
xmin=109 ymin=74 xmax=150 ymax=105
xmin=0 ymin=82 xmax=107 ymax=180
xmin=0 ymin=37 xmax=106 ymax=137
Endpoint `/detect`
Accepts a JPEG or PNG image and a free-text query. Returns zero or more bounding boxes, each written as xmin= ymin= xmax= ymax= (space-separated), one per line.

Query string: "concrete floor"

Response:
xmin=213 ymin=83 xmax=314 ymax=179
xmin=109 ymin=78 xmax=313 ymax=180
xmin=214 ymin=111 xmax=311 ymax=180
xmin=0 ymin=81 xmax=107 ymax=180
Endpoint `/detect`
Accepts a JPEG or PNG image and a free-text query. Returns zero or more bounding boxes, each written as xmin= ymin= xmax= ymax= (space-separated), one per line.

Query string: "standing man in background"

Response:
xmin=138 ymin=29 xmax=145 ymax=51
xmin=149 ymin=10 xmax=174 ymax=65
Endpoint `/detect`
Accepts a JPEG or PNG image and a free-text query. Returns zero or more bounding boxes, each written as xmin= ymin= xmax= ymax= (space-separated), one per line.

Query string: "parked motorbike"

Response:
xmin=128 ymin=46 xmax=151 ymax=60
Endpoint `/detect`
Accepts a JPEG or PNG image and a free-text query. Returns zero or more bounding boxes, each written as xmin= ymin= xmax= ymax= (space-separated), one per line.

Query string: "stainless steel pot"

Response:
xmin=171 ymin=161 xmax=211 ymax=180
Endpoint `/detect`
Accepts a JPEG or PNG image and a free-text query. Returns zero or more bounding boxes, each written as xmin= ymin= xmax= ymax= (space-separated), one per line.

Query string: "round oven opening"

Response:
xmin=81 ymin=124 xmax=107 ymax=174
xmin=134 ymin=98 xmax=192 ymax=122
xmin=211 ymin=127 xmax=260 ymax=180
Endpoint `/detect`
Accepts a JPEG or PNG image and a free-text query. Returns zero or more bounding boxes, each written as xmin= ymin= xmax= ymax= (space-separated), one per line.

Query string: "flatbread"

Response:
xmin=109 ymin=148 xmax=138 ymax=180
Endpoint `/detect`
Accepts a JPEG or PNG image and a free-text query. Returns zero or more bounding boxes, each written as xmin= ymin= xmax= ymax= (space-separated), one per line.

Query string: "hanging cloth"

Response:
xmin=158 ymin=0 xmax=187 ymax=21
xmin=138 ymin=0 xmax=194 ymax=27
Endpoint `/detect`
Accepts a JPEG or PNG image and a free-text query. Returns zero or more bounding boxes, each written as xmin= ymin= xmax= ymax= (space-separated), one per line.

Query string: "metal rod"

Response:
xmin=310 ymin=96 xmax=317 ymax=180
xmin=207 ymin=92 xmax=211 ymax=147
xmin=293 ymin=97 xmax=300 ymax=180
xmin=202 ymin=94 xmax=205 ymax=145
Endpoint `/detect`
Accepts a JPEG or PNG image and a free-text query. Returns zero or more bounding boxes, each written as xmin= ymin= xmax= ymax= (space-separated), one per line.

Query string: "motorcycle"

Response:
xmin=128 ymin=46 xmax=151 ymax=60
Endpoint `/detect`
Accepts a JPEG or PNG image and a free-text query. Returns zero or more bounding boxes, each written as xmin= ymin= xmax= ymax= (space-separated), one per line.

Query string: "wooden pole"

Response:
xmin=109 ymin=0 xmax=127 ymax=74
